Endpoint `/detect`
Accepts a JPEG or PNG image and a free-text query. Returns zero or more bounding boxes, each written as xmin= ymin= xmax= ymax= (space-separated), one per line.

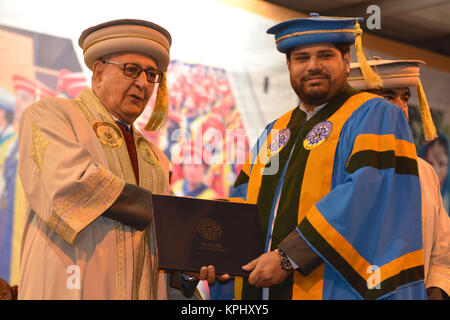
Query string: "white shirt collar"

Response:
xmin=299 ymin=102 xmax=328 ymax=120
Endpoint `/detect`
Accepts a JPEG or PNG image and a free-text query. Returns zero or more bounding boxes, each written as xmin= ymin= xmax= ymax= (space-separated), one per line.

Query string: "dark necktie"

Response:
xmin=116 ymin=121 xmax=139 ymax=185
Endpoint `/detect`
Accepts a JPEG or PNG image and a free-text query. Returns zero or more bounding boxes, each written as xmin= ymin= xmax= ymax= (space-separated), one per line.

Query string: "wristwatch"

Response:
xmin=181 ymin=272 xmax=198 ymax=283
xmin=274 ymin=248 xmax=294 ymax=272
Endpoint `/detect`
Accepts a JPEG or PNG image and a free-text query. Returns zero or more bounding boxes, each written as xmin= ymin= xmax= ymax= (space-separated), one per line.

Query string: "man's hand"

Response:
xmin=187 ymin=265 xmax=231 ymax=285
xmin=242 ymin=251 xmax=292 ymax=288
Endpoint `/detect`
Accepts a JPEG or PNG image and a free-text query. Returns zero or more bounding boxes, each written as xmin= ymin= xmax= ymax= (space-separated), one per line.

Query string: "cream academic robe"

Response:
xmin=419 ymin=158 xmax=450 ymax=295
xmin=18 ymin=88 xmax=170 ymax=299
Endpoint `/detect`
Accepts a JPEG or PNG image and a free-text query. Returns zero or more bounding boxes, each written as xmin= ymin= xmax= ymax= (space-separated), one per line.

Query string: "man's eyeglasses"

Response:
xmin=103 ymin=61 xmax=162 ymax=83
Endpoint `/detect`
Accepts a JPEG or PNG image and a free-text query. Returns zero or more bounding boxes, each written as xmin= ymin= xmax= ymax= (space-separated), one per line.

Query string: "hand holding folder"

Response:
xmin=151 ymin=194 xmax=265 ymax=277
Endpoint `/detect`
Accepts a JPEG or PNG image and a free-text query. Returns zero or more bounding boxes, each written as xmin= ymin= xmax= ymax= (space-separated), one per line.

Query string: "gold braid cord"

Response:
xmin=83 ymin=33 xmax=170 ymax=53
xmin=276 ymin=29 xmax=355 ymax=44
xmin=348 ymin=73 xmax=420 ymax=81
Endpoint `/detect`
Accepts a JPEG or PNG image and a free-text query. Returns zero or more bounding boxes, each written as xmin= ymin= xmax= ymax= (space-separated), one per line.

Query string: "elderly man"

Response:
xmin=208 ymin=14 xmax=426 ymax=300
xmin=18 ymin=19 xmax=178 ymax=299
xmin=348 ymin=58 xmax=450 ymax=300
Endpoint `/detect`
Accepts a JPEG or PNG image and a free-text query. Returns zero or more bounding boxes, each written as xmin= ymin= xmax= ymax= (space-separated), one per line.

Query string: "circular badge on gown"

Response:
xmin=93 ymin=122 xmax=123 ymax=149
xmin=303 ymin=121 xmax=333 ymax=150
xmin=136 ymin=137 xmax=157 ymax=166
xmin=268 ymin=128 xmax=291 ymax=156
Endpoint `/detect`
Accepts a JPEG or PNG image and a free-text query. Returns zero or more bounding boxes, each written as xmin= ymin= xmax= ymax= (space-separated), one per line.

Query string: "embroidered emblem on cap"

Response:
xmin=137 ymin=137 xmax=157 ymax=166
xmin=268 ymin=128 xmax=291 ymax=156
xmin=93 ymin=122 xmax=123 ymax=149
xmin=303 ymin=121 xmax=333 ymax=150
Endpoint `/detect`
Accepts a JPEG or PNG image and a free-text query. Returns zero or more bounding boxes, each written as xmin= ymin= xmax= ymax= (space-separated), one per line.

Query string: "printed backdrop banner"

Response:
xmin=0 ymin=24 xmax=251 ymax=289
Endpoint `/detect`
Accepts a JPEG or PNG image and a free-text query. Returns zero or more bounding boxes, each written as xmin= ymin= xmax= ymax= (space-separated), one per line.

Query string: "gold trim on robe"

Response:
xmin=71 ymin=87 xmax=169 ymax=299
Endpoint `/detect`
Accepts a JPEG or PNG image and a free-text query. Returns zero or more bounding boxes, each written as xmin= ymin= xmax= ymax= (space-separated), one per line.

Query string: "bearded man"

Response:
xmin=217 ymin=14 xmax=426 ymax=300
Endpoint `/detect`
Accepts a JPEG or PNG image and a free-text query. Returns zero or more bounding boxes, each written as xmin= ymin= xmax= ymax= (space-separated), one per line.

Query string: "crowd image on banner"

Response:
xmin=135 ymin=60 xmax=250 ymax=200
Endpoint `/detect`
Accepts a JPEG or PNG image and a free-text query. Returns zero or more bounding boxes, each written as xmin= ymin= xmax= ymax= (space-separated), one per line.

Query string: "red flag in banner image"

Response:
xmin=57 ymin=69 xmax=88 ymax=98
xmin=12 ymin=75 xmax=36 ymax=97
xmin=35 ymin=80 xmax=56 ymax=99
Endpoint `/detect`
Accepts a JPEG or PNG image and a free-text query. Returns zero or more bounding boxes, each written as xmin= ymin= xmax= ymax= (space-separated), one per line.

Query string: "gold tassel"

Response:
xmin=144 ymin=72 xmax=168 ymax=131
xmin=354 ymin=22 xmax=383 ymax=90
xmin=234 ymin=276 xmax=243 ymax=300
xmin=417 ymin=79 xmax=437 ymax=141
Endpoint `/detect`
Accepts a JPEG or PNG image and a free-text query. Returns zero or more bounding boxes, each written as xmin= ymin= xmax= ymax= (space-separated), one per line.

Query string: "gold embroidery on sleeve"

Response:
xmin=30 ymin=122 xmax=50 ymax=172
xmin=48 ymin=166 xmax=125 ymax=246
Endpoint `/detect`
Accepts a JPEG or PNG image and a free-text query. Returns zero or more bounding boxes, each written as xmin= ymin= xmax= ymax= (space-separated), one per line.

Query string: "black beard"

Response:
xmin=297 ymin=86 xmax=331 ymax=106
xmin=291 ymin=72 xmax=347 ymax=106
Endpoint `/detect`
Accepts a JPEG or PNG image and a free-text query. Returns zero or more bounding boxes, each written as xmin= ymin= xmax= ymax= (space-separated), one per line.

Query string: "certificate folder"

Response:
xmin=151 ymin=194 xmax=264 ymax=277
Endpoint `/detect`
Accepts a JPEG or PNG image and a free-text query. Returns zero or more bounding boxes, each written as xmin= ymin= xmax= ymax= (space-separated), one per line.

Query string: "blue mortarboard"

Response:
xmin=267 ymin=13 xmax=363 ymax=53
xmin=0 ymin=88 xmax=15 ymax=113
xmin=267 ymin=13 xmax=383 ymax=89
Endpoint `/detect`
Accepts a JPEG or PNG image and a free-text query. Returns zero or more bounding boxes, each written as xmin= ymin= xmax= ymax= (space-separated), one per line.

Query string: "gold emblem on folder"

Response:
xmin=197 ymin=218 xmax=222 ymax=241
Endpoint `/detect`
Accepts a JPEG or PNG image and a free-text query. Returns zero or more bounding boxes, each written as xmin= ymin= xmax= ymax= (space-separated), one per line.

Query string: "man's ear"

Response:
xmin=91 ymin=60 xmax=104 ymax=89
xmin=286 ymin=54 xmax=291 ymax=70
xmin=343 ymin=51 xmax=351 ymax=74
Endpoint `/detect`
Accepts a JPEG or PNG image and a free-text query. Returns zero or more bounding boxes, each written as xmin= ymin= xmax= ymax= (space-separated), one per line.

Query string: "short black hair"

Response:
xmin=286 ymin=42 xmax=350 ymax=61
